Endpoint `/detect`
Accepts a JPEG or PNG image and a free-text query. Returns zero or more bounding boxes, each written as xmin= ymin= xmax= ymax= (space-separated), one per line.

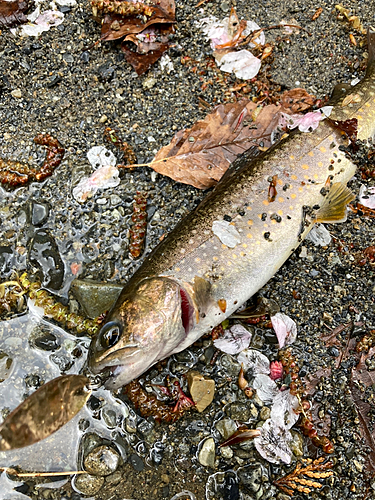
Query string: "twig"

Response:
xmin=3 ymin=468 xmax=86 ymax=477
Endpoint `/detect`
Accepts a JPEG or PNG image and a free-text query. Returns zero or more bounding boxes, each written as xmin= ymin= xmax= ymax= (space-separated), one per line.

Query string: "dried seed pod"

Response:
xmin=103 ymin=127 xmax=136 ymax=165
xmin=0 ymin=134 xmax=64 ymax=189
xmin=269 ymin=360 xmax=283 ymax=380
xmin=129 ymin=191 xmax=147 ymax=259
xmin=123 ymin=378 xmax=193 ymax=423
xmin=18 ymin=273 xmax=100 ymax=336
xmin=238 ymin=365 xmax=248 ymax=390
xmin=91 ymin=0 xmax=153 ymax=19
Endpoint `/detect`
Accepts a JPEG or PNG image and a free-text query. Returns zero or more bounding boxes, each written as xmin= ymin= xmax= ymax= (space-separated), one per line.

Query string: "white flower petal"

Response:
xmin=254 ymin=419 xmax=293 ymax=464
xmin=271 ymin=313 xmax=297 ymax=348
xmin=252 ymin=374 xmax=279 ymax=404
xmin=237 ymin=349 xmax=270 ymax=375
xmin=359 ymin=184 xmax=375 ymax=209
xmin=306 ymin=224 xmax=331 ymax=246
xmin=87 ymin=146 xmax=117 ymax=169
xmin=73 ymin=165 xmax=120 ymax=203
xmin=213 ymin=324 xmax=252 ymax=354
xmin=271 ymin=390 xmax=299 ymax=429
xmin=218 ymin=50 xmax=261 ymax=80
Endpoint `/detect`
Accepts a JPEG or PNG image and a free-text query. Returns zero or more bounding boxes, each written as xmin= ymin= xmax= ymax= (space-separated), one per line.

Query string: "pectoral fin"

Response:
xmin=316 ymin=182 xmax=355 ymax=223
xmin=183 ymin=276 xmax=214 ymax=324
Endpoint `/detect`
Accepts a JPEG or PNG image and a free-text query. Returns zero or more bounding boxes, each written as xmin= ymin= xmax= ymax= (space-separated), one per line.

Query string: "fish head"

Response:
xmin=88 ymin=277 xmax=195 ymax=389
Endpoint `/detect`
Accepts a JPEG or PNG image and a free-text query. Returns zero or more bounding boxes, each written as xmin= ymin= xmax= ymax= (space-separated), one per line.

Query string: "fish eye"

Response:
xmin=99 ymin=322 xmax=122 ymax=348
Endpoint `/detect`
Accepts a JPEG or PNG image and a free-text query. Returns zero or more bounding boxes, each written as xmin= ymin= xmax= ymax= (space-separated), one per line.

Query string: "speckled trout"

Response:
xmin=89 ymin=29 xmax=375 ymax=390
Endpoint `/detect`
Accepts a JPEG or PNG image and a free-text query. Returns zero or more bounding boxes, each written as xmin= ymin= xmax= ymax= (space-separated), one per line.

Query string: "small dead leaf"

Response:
xmin=99 ymin=0 xmax=175 ymax=42
xmin=220 ymin=427 xmax=261 ymax=447
xmin=0 ymin=0 xmax=33 ymax=28
xmin=95 ymin=0 xmax=175 ymax=73
xmin=122 ymin=42 xmax=170 ymax=75
xmin=280 ymin=88 xmax=316 ymax=114
xmin=349 ymin=33 xmax=357 ymax=46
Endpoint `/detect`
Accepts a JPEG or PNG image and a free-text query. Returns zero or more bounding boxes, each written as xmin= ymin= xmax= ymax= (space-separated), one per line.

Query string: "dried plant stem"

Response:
xmin=3 ymin=468 xmax=86 ymax=477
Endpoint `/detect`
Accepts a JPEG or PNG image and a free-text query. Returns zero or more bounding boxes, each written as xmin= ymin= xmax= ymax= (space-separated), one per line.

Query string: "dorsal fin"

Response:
xmin=366 ymin=26 xmax=375 ymax=75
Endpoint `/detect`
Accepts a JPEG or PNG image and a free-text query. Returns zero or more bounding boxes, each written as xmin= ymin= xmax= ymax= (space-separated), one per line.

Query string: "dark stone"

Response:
xmin=81 ymin=51 xmax=90 ymax=63
xmin=27 ymin=229 xmax=65 ymax=290
xmin=150 ymin=442 xmax=164 ymax=465
xmin=0 ymin=246 xmax=14 ymax=275
xmin=78 ymin=419 xmax=90 ymax=432
xmin=33 ymin=332 xmax=60 ymax=351
xmin=129 ymin=453 xmax=144 ymax=472
xmin=87 ymin=395 xmax=102 ymax=412
xmin=47 ymin=74 xmax=63 ymax=88
xmin=98 ymin=63 xmax=116 ymax=82
xmin=58 ymin=5 xmax=71 ymax=12
xmin=24 ymin=373 xmax=41 ymax=389
xmin=27 ymin=200 xmax=50 ymax=226
xmin=237 ymin=463 xmax=263 ymax=494
xmin=14 ymin=484 xmax=30 ymax=495
xmin=50 ymin=353 xmax=74 ymax=372
xmin=223 ymin=473 xmax=240 ymax=500
xmin=328 ymin=346 xmax=340 ymax=357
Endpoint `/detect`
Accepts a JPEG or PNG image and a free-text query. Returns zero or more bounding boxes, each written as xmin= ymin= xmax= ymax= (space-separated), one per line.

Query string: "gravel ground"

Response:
xmin=0 ymin=0 xmax=374 ymax=499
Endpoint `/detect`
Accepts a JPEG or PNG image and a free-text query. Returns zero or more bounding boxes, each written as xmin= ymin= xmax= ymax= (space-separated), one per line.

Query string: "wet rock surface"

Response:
xmin=27 ymin=229 xmax=65 ymax=290
xmin=0 ymin=0 xmax=374 ymax=499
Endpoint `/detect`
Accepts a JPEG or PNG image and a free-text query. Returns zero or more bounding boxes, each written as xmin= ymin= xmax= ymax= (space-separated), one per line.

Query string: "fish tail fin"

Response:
xmin=315 ymin=182 xmax=355 ymax=223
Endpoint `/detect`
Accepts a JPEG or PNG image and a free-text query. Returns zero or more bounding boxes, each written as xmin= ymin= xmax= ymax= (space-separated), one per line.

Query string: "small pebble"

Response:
xmin=11 ymin=89 xmax=22 ymax=98
xmin=73 ymin=473 xmax=104 ymax=496
xmin=84 ymin=445 xmax=121 ymax=476
xmin=198 ymin=437 xmax=215 ymax=468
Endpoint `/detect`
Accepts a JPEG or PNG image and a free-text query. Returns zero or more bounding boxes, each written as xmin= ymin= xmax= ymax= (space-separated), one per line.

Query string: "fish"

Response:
xmin=88 ymin=28 xmax=375 ymax=390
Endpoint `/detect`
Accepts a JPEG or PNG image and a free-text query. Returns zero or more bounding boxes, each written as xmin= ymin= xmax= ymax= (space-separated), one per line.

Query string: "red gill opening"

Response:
xmin=180 ymin=288 xmax=192 ymax=333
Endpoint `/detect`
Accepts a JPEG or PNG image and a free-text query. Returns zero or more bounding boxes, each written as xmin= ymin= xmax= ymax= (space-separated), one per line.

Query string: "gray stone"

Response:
xmin=70 ymin=279 xmax=124 ymax=318
xmin=102 ymin=408 xmax=118 ymax=429
xmin=215 ymin=418 xmax=237 ymax=440
xmin=290 ymin=430 xmax=304 ymax=457
xmin=198 ymin=437 xmax=215 ymax=468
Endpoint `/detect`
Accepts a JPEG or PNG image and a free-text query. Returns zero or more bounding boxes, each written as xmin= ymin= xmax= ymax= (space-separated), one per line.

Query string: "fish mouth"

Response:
xmin=89 ymin=363 xmax=126 ymax=388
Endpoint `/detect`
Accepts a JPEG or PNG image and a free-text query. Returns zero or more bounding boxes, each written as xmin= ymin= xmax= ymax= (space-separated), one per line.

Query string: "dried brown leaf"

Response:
xmin=121 ymin=42 xmax=170 ymax=75
xmin=100 ymin=0 xmax=175 ymax=42
xmin=220 ymin=428 xmax=261 ymax=447
xmin=0 ymin=0 xmax=33 ymax=28
xmin=280 ymin=88 xmax=316 ymax=114
xmin=150 ymin=99 xmax=281 ymax=189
